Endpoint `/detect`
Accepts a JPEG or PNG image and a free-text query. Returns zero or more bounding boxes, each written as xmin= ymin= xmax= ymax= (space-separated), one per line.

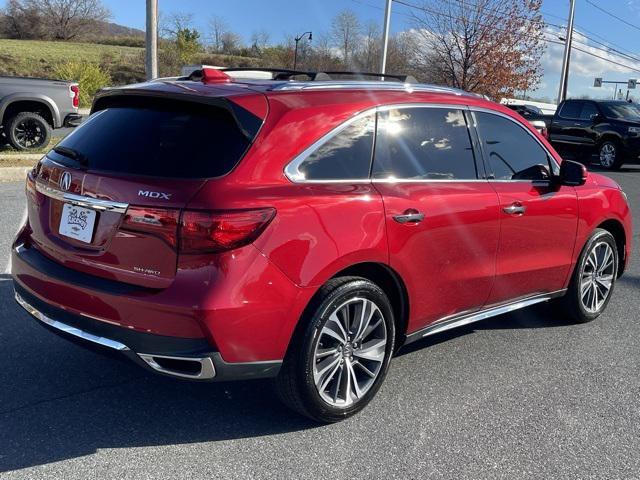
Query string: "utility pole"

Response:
xmin=557 ymin=0 xmax=576 ymax=104
xmin=145 ymin=0 xmax=158 ymax=80
xmin=380 ymin=0 xmax=392 ymax=75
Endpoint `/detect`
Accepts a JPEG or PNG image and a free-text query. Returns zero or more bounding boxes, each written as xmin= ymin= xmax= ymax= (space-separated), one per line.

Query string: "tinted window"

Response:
xmin=372 ymin=108 xmax=477 ymax=180
xmin=600 ymin=101 xmax=640 ymax=120
xmin=297 ymin=114 xmax=375 ymax=180
xmin=559 ymin=101 xmax=582 ymax=119
xmin=475 ymin=112 xmax=551 ymax=181
xmin=49 ymin=99 xmax=255 ymax=179
xmin=580 ymin=102 xmax=599 ymax=120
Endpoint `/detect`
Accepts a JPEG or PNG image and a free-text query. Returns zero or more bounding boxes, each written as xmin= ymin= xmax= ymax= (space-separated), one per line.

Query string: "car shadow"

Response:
xmin=0 ymin=277 xmax=319 ymax=473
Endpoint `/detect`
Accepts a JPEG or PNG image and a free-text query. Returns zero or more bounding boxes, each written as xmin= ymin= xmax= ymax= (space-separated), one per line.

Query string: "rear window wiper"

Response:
xmin=52 ymin=146 xmax=88 ymax=166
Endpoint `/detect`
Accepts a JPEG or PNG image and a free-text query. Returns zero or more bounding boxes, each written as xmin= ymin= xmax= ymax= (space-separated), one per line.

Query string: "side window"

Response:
xmin=559 ymin=101 xmax=582 ymax=119
xmin=372 ymin=107 xmax=478 ymax=180
xmin=475 ymin=112 xmax=552 ymax=181
xmin=295 ymin=113 xmax=375 ymax=181
xmin=580 ymin=102 xmax=599 ymax=120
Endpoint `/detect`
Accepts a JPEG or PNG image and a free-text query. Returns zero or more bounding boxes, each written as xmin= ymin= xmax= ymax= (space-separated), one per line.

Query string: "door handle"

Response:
xmin=503 ymin=202 xmax=526 ymax=215
xmin=393 ymin=209 xmax=425 ymax=224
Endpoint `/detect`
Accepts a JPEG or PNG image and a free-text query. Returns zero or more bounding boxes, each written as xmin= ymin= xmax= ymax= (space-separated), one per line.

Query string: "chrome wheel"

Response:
xmin=599 ymin=143 xmax=616 ymax=168
xmin=580 ymin=241 xmax=616 ymax=313
xmin=313 ymin=297 xmax=388 ymax=407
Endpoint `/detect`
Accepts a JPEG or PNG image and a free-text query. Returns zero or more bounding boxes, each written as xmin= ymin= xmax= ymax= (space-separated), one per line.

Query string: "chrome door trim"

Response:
xmin=36 ymin=182 xmax=129 ymax=213
xmin=404 ymin=290 xmax=566 ymax=344
xmin=15 ymin=291 xmax=130 ymax=351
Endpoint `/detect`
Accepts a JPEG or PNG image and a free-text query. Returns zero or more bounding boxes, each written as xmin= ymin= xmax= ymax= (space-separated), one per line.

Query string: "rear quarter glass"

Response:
xmin=48 ymin=97 xmax=262 ymax=179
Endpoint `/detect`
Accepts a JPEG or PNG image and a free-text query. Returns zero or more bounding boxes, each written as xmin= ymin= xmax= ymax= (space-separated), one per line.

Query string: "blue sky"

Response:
xmin=8 ymin=0 xmax=640 ymax=101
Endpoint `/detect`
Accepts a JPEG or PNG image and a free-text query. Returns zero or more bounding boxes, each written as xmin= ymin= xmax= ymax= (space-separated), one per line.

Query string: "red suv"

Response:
xmin=12 ymin=69 xmax=632 ymax=422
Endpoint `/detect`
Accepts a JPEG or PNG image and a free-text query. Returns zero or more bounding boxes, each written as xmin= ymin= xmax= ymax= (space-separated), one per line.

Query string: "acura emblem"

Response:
xmin=59 ymin=171 xmax=72 ymax=191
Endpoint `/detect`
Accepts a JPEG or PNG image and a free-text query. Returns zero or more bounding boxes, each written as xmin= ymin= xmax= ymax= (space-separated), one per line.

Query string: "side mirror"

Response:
xmin=590 ymin=113 xmax=604 ymax=123
xmin=512 ymin=163 xmax=551 ymax=181
xmin=558 ymin=159 xmax=587 ymax=186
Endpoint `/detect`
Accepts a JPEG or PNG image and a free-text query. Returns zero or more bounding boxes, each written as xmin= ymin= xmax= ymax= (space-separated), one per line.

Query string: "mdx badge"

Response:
xmin=138 ymin=190 xmax=172 ymax=200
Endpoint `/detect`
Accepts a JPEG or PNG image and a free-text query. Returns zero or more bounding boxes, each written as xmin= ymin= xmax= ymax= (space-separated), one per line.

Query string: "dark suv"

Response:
xmin=549 ymin=99 xmax=640 ymax=170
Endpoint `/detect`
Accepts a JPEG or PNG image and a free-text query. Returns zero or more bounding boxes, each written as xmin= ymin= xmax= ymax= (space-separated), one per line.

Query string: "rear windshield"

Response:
xmin=49 ymin=98 xmax=257 ymax=179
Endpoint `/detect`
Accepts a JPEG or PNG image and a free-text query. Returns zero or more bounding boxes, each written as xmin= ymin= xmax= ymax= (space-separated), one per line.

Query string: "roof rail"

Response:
xmin=271 ymin=81 xmax=472 ymax=96
xmin=220 ymin=68 xmax=416 ymax=83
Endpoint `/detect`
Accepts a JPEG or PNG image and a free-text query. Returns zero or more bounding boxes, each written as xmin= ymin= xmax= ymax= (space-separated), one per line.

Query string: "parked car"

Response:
xmin=12 ymin=68 xmax=632 ymax=423
xmin=505 ymin=104 xmax=553 ymax=137
xmin=0 ymin=76 xmax=81 ymax=150
xmin=549 ymin=99 xmax=640 ymax=170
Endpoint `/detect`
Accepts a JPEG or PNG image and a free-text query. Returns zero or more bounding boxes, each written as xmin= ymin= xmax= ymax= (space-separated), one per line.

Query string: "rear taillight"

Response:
xmin=122 ymin=206 xmax=179 ymax=247
xmin=70 ymin=85 xmax=79 ymax=108
xmin=179 ymin=208 xmax=275 ymax=254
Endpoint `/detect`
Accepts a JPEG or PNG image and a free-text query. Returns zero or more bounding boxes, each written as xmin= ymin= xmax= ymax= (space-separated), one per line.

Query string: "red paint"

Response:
xmin=12 ymin=79 xmax=633 ymax=364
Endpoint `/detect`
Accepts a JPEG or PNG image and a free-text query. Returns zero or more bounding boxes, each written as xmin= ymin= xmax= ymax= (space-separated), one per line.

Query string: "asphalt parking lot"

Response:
xmin=0 ymin=165 xmax=638 ymax=479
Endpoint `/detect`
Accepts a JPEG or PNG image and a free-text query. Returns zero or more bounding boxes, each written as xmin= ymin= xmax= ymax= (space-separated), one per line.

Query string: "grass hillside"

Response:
xmin=0 ymin=39 xmax=145 ymax=84
xmin=0 ymin=38 xmax=266 ymax=86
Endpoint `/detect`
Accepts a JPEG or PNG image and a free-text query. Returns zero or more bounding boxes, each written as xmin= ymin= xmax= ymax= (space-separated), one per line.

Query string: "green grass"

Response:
xmin=0 ymin=39 xmax=145 ymax=80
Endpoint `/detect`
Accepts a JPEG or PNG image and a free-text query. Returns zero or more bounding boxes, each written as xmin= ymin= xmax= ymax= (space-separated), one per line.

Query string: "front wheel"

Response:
xmin=558 ymin=229 xmax=618 ymax=323
xmin=276 ymin=277 xmax=395 ymax=423
xmin=598 ymin=140 xmax=623 ymax=170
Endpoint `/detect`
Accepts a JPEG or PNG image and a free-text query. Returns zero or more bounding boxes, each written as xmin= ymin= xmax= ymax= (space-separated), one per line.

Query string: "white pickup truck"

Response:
xmin=0 ymin=76 xmax=82 ymax=150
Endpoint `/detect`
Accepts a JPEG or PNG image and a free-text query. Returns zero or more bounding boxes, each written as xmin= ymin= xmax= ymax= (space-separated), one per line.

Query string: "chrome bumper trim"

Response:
xmin=138 ymin=354 xmax=216 ymax=380
xmin=15 ymin=291 xmax=130 ymax=351
xmin=35 ymin=182 xmax=129 ymax=214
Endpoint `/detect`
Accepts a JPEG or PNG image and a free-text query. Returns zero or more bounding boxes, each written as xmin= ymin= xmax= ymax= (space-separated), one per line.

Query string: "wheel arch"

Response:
xmin=0 ymin=95 xmax=59 ymax=128
xmin=596 ymin=218 xmax=627 ymax=277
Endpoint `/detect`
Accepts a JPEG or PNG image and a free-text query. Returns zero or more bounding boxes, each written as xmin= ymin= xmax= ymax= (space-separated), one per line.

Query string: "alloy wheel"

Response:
xmin=14 ymin=118 xmax=45 ymax=149
xmin=580 ymin=241 xmax=616 ymax=313
xmin=599 ymin=143 xmax=616 ymax=168
xmin=312 ymin=297 xmax=388 ymax=407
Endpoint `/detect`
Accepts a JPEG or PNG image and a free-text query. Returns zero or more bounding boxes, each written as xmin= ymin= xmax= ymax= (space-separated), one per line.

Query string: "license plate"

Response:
xmin=59 ymin=203 xmax=96 ymax=244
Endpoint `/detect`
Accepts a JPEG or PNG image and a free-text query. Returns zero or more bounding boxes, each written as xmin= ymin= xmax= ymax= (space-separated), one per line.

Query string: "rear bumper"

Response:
xmin=62 ymin=113 xmax=83 ymax=128
xmin=14 ymin=283 xmax=281 ymax=381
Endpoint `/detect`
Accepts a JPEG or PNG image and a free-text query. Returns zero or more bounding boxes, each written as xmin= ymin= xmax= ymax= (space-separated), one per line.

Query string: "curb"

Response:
xmin=0 ymin=153 xmax=42 ymax=161
xmin=0 ymin=166 xmax=30 ymax=182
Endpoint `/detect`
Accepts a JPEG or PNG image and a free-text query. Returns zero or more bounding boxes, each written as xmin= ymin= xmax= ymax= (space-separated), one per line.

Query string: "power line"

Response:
xmin=585 ymin=0 xmax=640 ymax=33
xmin=354 ymin=0 xmax=640 ymax=75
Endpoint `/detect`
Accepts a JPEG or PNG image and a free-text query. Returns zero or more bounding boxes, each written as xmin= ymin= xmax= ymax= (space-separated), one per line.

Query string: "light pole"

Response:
xmin=145 ymin=0 xmax=158 ymax=80
xmin=293 ymin=31 xmax=312 ymax=71
xmin=380 ymin=0 xmax=392 ymax=75
xmin=557 ymin=0 xmax=576 ymax=104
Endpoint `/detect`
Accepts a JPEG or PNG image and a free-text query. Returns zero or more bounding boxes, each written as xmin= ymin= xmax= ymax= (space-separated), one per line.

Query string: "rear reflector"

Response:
xmin=179 ymin=208 xmax=275 ymax=254
xmin=122 ymin=206 xmax=179 ymax=247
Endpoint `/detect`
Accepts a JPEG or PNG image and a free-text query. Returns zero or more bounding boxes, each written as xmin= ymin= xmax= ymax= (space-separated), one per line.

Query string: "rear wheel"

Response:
xmin=5 ymin=112 xmax=51 ymax=151
xmin=598 ymin=140 xmax=623 ymax=170
xmin=276 ymin=277 xmax=395 ymax=423
xmin=558 ymin=229 xmax=618 ymax=323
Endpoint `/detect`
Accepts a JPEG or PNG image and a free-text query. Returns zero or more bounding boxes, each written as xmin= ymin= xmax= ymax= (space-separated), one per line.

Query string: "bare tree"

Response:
xmin=220 ymin=31 xmax=242 ymax=55
xmin=250 ymin=29 xmax=270 ymax=52
xmin=2 ymin=0 xmax=110 ymax=40
xmin=357 ymin=21 xmax=381 ymax=72
xmin=331 ymin=9 xmax=361 ymax=66
xmin=411 ymin=0 xmax=545 ymax=99
xmin=160 ymin=12 xmax=194 ymax=39
xmin=208 ymin=15 xmax=228 ymax=53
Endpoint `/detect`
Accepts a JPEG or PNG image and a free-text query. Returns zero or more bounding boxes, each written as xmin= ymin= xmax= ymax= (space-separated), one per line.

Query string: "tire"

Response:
xmin=598 ymin=140 xmax=623 ymax=170
xmin=275 ymin=276 xmax=396 ymax=423
xmin=558 ymin=229 xmax=618 ymax=323
xmin=5 ymin=112 xmax=52 ymax=151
